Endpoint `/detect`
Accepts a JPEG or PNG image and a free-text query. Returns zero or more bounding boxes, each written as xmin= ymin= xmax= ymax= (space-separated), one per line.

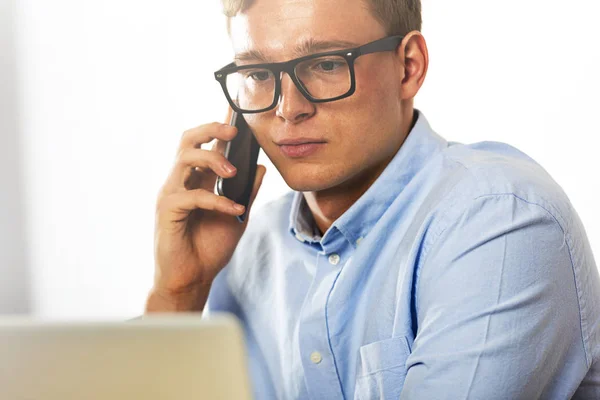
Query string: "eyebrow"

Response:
xmin=234 ymin=38 xmax=361 ymax=64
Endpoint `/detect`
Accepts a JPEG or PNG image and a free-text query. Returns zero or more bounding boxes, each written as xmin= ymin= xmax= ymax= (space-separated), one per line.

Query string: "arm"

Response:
xmin=145 ymin=283 xmax=212 ymax=312
xmin=402 ymin=194 xmax=586 ymax=399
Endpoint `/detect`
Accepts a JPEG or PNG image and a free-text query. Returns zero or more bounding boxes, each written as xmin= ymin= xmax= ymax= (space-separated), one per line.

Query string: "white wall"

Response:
xmin=0 ymin=0 xmax=31 ymax=314
xmin=8 ymin=0 xmax=599 ymax=319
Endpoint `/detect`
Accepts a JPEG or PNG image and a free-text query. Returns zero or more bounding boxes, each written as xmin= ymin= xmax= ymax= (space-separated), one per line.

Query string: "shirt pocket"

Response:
xmin=354 ymin=335 xmax=411 ymax=400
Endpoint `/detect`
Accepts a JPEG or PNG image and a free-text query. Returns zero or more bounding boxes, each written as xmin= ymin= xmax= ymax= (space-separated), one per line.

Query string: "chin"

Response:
xmin=278 ymin=163 xmax=346 ymax=192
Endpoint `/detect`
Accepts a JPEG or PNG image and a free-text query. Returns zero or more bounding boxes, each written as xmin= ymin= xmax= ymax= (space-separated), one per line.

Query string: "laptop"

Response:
xmin=0 ymin=313 xmax=253 ymax=400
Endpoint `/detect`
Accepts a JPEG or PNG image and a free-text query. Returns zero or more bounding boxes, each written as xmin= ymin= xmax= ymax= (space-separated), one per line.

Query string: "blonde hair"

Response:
xmin=221 ymin=0 xmax=421 ymax=36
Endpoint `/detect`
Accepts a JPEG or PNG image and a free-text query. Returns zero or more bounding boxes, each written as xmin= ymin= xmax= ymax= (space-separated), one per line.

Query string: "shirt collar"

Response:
xmin=288 ymin=109 xmax=448 ymax=246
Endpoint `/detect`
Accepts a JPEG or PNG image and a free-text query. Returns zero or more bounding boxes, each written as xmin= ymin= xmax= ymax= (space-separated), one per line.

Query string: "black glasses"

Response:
xmin=214 ymin=35 xmax=404 ymax=114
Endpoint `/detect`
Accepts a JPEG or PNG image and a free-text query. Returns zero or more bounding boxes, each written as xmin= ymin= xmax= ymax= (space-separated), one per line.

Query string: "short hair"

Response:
xmin=221 ymin=0 xmax=422 ymax=36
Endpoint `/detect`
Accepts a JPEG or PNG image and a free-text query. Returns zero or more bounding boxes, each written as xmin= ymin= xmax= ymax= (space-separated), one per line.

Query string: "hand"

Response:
xmin=147 ymin=109 xmax=266 ymax=311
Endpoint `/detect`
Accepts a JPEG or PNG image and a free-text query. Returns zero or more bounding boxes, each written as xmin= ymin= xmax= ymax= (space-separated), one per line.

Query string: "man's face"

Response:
xmin=229 ymin=0 xmax=408 ymax=192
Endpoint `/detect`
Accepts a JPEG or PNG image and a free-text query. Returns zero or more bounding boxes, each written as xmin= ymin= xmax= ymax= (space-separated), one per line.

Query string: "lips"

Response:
xmin=274 ymin=135 xmax=328 ymax=158
xmin=277 ymin=141 xmax=326 ymax=158
xmin=275 ymin=138 xmax=327 ymax=146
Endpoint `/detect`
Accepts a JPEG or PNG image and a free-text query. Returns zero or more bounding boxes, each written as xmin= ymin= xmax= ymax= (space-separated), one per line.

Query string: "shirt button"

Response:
xmin=356 ymin=237 xmax=363 ymax=246
xmin=328 ymin=253 xmax=340 ymax=265
xmin=310 ymin=351 xmax=322 ymax=364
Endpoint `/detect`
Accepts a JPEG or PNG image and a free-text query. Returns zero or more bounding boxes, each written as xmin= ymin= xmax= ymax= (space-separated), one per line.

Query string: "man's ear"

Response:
xmin=397 ymin=31 xmax=429 ymax=100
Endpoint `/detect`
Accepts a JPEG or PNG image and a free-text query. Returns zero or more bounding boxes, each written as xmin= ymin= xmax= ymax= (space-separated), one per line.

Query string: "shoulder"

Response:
xmin=419 ymin=140 xmax=588 ymax=292
xmin=430 ymin=140 xmax=575 ymax=231
xmin=414 ymin=139 xmax=590 ymax=314
xmin=219 ymin=191 xmax=296 ymax=295
xmin=417 ymin=140 xmax=600 ymax=365
xmin=245 ymin=191 xmax=296 ymax=235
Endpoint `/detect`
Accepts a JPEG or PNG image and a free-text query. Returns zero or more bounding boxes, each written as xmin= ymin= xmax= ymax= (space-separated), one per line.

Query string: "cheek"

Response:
xmin=356 ymin=67 xmax=399 ymax=109
xmin=335 ymin=73 xmax=399 ymax=145
xmin=357 ymin=70 xmax=401 ymax=135
xmin=244 ymin=115 xmax=271 ymax=148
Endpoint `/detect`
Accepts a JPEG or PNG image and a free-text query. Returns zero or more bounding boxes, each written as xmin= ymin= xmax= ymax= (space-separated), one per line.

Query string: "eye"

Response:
xmin=314 ymin=60 xmax=344 ymax=72
xmin=247 ymin=70 xmax=271 ymax=81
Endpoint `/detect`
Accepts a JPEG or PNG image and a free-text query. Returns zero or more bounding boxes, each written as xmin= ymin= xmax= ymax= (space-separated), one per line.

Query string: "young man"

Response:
xmin=145 ymin=0 xmax=600 ymax=398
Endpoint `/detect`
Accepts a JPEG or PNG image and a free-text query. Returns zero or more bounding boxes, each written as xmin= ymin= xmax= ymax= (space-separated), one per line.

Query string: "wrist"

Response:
xmin=144 ymin=282 xmax=212 ymax=313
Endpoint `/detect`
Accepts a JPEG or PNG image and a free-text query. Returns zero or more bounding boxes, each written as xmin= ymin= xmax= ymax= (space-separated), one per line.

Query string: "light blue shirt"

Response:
xmin=206 ymin=110 xmax=600 ymax=399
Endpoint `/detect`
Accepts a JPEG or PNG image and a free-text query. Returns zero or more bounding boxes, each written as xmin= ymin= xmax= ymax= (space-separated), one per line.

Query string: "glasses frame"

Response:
xmin=214 ymin=35 xmax=405 ymax=114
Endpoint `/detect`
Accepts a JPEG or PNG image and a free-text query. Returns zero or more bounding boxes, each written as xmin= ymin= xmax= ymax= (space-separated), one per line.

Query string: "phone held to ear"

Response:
xmin=216 ymin=111 xmax=261 ymax=223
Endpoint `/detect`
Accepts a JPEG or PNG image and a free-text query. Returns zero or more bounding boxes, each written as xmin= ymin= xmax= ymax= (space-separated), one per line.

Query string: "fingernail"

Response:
xmin=233 ymin=204 xmax=245 ymax=212
xmin=222 ymin=124 xmax=236 ymax=134
xmin=223 ymin=163 xmax=236 ymax=173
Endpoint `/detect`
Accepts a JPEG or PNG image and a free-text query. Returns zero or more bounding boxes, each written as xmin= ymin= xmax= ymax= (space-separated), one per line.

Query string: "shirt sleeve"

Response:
xmin=401 ymin=193 xmax=586 ymax=399
xmin=203 ymin=266 xmax=242 ymax=319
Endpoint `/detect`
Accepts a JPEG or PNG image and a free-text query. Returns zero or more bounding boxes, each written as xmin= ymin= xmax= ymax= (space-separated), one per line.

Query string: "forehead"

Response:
xmin=229 ymin=0 xmax=387 ymax=61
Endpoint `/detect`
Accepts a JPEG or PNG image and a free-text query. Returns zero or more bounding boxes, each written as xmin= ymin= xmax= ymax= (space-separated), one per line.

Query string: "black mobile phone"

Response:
xmin=216 ymin=111 xmax=261 ymax=223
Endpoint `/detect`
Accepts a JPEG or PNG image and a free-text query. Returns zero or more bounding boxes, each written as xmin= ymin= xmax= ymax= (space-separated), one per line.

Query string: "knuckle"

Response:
xmin=206 ymin=122 xmax=223 ymax=137
xmin=177 ymin=148 xmax=206 ymax=166
xmin=200 ymin=151 xmax=217 ymax=170
xmin=181 ymin=122 xmax=219 ymax=140
xmin=155 ymin=194 xmax=171 ymax=214
xmin=220 ymin=197 xmax=235 ymax=209
xmin=193 ymin=188 xmax=210 ymax=199
xmin=208 ymin=149 xmax=224 ymax=163
xmin=175 ymin=148 xmax=187 ymax=163
xmin=181 ymin=128 xmax=194 ymax=141
xmin=193 ymin=189 xmax=215 ymax=210
xmin=198 ymin=148 xmax=220 ymax=167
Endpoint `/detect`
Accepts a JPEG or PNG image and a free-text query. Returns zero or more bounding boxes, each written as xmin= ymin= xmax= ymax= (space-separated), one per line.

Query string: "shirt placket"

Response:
xmin=298 ymin=233 xmax=349 ymax=399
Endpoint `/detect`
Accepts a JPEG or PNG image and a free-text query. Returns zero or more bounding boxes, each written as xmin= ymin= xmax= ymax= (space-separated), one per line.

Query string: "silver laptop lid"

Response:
xmin=0 ymin=313 xmax=253 ymax=400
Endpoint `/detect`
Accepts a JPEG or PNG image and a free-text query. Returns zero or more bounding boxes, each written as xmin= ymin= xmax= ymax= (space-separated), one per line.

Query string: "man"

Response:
xmin=145 ymin=0 xmax=600 ymax=398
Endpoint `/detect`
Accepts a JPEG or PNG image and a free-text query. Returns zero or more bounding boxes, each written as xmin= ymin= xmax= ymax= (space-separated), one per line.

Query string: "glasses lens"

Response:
xmin=226 ymin=68 xmax=276 ymax=112
xmin=295 ymin=55 xmax=351 ymax=100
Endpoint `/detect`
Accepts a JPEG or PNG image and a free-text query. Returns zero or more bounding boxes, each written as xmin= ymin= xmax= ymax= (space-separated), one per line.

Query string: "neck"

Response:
xmin=304 ymin=108 xmax=417 ymax=236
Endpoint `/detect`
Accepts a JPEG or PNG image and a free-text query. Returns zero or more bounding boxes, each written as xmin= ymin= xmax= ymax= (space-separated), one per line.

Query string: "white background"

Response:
xmin=1 ymin=0 xmax=598 ymax=319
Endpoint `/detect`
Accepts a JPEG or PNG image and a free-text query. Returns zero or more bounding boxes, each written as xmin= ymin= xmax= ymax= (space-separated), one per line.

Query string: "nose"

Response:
xmin=275 ymin=72 xmax=316 ymax=123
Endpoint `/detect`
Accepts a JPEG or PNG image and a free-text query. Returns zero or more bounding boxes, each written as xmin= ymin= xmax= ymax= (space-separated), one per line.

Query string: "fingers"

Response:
xmin=163 ymin=136 xmax=237 ymax=194
xmin=161 ymin=107 xmax=238 ymax=197
xmin=158 ymin=188 xmax=246 ymax=224
xmin=179 ymin=122 xmax=237 ymax=151
xmin=199 ymin=106 xmax=234 ymax=153
xmin=161 ymin=148 xmax=235 ymax=194
xmin=177 ymin=147 xmax=236 ymax=181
